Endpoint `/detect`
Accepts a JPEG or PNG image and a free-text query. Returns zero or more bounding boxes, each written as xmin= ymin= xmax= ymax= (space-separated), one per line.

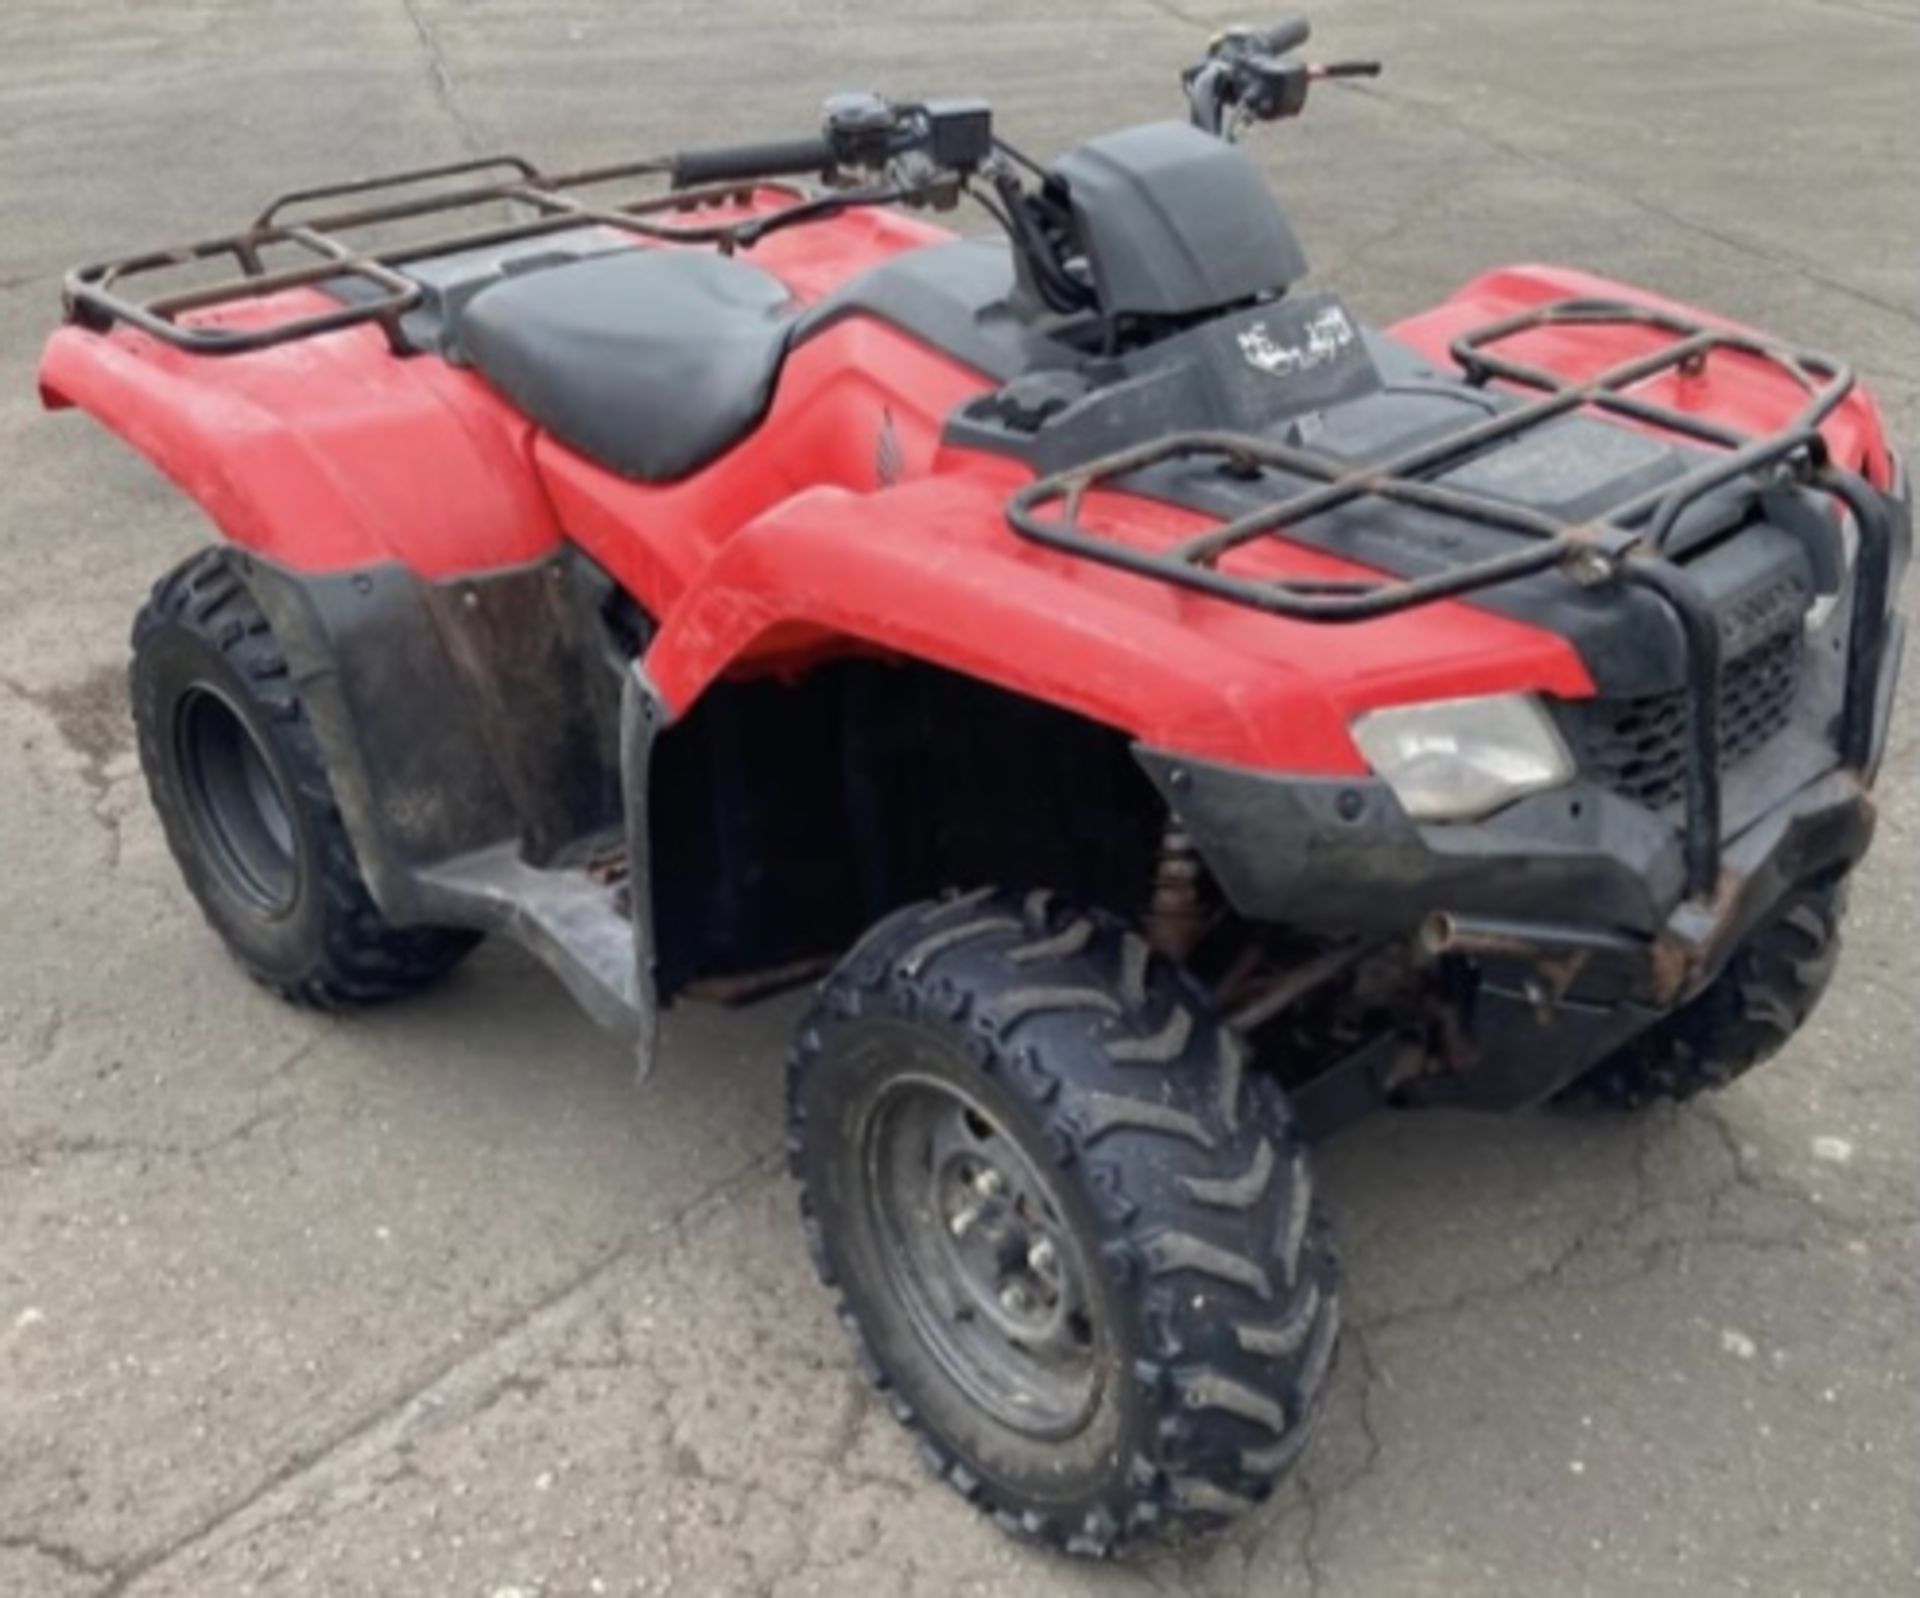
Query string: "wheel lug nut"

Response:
xmin=999 ymin=1282 xmax=1032 ymax=1315
xmin=1027 ymin=1238 xmax=1056 ymax=1275
xmin=973 ymin=1167 xmax=1004 ymax=1198
xmin=949 ymin=1204 xmax=981 ymax=1239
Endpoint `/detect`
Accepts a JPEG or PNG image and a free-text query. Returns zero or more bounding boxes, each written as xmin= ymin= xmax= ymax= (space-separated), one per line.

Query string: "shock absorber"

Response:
xmin=1142 ymin=819 xmax=1211 ymax=963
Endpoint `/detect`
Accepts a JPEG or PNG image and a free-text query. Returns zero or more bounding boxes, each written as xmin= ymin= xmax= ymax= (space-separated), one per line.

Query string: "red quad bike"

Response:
xmin=40 ymin=17 xmax=1909 ymax=1554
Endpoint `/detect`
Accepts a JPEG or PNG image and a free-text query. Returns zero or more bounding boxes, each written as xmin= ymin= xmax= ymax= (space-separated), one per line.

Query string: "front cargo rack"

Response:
xmin=61 ymin=153 xmax=811 ymax=357
xmin=1006 ymin=301 xmax=1898 ymax=896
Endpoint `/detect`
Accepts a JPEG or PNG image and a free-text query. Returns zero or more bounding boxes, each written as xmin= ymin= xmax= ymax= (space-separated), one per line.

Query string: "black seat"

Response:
xmin=456 ymin=250 xmax=795 ymax=483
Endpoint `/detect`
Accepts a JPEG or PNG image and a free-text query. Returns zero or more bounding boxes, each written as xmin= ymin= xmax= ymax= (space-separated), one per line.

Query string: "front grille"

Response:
xmin=1568 ymin=628 xmax=1805 ymax=810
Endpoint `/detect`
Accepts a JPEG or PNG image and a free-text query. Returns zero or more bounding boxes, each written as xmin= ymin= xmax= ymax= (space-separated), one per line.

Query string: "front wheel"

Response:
xmin=786 ymin=890 xmax=1339 ymax=1555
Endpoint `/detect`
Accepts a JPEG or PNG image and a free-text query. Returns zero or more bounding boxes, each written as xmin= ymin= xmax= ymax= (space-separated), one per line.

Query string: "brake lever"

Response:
xmin=1229 ymin=54 xmax=1384 ymax=132
xmin=1310 ymin=60 xmax=1384 ymax=81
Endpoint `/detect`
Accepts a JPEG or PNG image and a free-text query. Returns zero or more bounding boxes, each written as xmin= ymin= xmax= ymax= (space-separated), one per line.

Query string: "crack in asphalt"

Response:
xmin=0 ymin=1531 xmax=117 ymax=1583
xmin=0 ymin=1036 xmax=322 ymax=1175
xmin=83 ymin=1145 xmax=784 ymax=1596
xmin=1348 ymin=1103 xmax=1915 ymax=1346
xmin=0 ymin=1102 xmax=297 ymax=1177
xmin=59 ymin=1151 xmax=968 ymax=1598
xmin=396 ymin=0 xmax=484 ymax=153
xmin=1294 ymin=1323 xmax=1386 ymax=1598
xmin=1242 ymin=1103 xmax=1916 ymax=1586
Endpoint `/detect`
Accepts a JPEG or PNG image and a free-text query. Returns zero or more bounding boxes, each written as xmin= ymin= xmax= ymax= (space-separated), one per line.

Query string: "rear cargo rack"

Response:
xmin=1006 ymin=300 xmax=1897 ymax=897
xmin=61 ymin=153 xmax=808 ymax=356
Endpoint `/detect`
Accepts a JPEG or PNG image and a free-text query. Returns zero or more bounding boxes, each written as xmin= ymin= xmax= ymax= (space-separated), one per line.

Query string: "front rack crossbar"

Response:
xmin=63 ymin=153 xmax=809 ymax=356
xmin=1005 ymin=300 xmax=1855 ymax=622
xmin=1005 ymin=301 xmax=1893 ymax=901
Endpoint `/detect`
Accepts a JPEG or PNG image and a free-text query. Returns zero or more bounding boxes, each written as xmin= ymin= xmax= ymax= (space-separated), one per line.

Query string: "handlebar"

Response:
xmin=657 ymin=17 xmax=1373 ymax=288
xmin=669 ymin=24 xmax=1371 ymax=196
xmin=1232 ymin=17 xmax=1311 ymax=56
xmin=1185 ymin=18 xmax=1379 ymax=138
xmin=670 ymin=135 xmax=836 ymax=189
xmin=668 ymin=95 xmax=992 ymax=193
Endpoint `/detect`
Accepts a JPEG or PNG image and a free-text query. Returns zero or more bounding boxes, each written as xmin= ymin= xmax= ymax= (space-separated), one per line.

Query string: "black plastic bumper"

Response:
xmin=1141 ymin=745 xmax=1879 ymax=1121
xmin=1139 ymin=751 xmax=1875 ymax=997
xmin=1135 ymin=758 xmax=1688 ymax=940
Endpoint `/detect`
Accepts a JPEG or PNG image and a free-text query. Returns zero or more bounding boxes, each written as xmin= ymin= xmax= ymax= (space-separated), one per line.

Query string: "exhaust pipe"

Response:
xmin=1419 ymin=912 xmax=1646 ymax=962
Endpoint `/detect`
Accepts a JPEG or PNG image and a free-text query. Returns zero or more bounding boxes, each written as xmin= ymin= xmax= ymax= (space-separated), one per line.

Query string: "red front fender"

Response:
xmin=640 ymin=465 xmax=1595 ymax=776
xmin=1391 ymin=264 xmax=1896 ymax=489
xmin=643 ymin=476 xmax=1358 ymax=771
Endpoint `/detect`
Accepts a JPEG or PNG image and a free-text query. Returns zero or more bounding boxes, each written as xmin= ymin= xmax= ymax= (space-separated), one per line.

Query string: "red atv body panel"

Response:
xmin=40 ymin=302 xmax=563 ymax=575
xmin=37 ymin=218 xmax=1894 ymax=776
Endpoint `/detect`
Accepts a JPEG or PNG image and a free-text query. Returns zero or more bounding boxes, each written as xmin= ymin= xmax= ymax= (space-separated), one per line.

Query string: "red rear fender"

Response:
xmin=38 ymin=305 xmax=560 ymax=575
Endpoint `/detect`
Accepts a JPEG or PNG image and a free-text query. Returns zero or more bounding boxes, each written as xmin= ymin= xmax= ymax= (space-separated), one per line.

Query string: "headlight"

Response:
xmin=1349 ymin=693 xmax=1575 ymax=821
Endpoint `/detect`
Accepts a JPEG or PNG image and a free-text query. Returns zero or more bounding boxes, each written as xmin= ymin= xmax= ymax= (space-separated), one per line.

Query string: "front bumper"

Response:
xmin=1136 ymin=462 xmax=1908 ymax=1112
xmin=1139 ymin=751 xmax=1875 ymax=998
xmin=1139 ymin=749 xmax=1880 ymax=1116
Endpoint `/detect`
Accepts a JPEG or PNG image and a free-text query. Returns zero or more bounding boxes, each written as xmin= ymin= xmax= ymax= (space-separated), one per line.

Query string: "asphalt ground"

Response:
xmin=2 ymin=2 xmax=1916 ymax=1594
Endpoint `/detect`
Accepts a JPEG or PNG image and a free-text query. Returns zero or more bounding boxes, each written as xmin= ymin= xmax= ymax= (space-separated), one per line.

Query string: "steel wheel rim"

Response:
xmin=175 ymin=686 xmax=299 ymax=917
xmin=862 ymin=1072 xmax=1103 ymax=1438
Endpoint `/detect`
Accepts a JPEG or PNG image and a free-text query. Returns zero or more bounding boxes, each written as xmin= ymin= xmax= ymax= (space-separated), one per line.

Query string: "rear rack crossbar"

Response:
xmin=63 ymin=153 xmax=809 ymax=356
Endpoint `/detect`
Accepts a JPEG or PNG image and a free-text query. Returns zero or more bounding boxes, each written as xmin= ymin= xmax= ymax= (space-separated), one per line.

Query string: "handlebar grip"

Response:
xmin=670 ymin=135 xmax=836 ymax=189
xmin=1244 ymin=16 xmax=1311 ymax=56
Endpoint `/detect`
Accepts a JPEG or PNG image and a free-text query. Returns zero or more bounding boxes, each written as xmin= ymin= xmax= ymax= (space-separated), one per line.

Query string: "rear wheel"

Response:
xmin=1570 ymin=881 xmax=1846 ymax=1107
xmin=787 ymin=889 xmax=1339 ymax=1554
xmin=131 ymin=548 xmax=478 ymax=1007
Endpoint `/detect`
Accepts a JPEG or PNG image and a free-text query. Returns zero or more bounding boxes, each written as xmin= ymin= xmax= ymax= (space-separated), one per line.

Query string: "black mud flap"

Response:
xmin=240 ymin=549 xmax=662 ymax=1067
